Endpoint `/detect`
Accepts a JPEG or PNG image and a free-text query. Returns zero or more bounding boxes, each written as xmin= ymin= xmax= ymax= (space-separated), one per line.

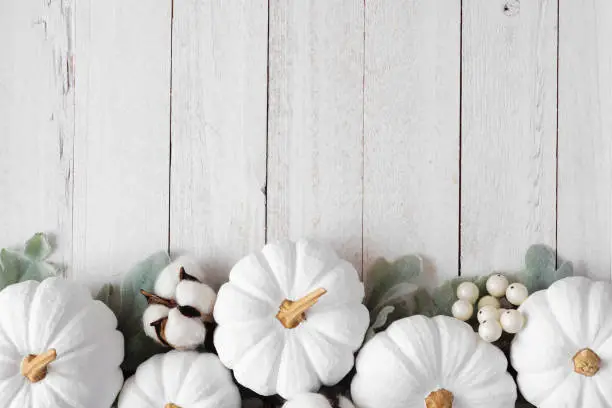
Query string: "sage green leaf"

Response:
xmin=517 ymin=245 xmax=573 ymax=292
xmin=364 ymin=255 xmax=435 ymax=338
xmin=20 ymin=261 xmax=56 ymax=282
xmin=24 ymin=233 xmax=52 ymax=261
xmin=0 ymin=249 xmax=23 ymax=290
xmin=366 ymin=255 xmax=423 ymax=308
xmin=116 ymin=251 xmax=171 ymax=374
xmin=525 ymin=244 xmax=556 ymax=274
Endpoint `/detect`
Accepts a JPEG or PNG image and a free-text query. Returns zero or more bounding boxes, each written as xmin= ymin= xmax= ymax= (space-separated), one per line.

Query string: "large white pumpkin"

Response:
xmin=511 ymin=276 xmax=612 ymax=407
xmin=214 ymin=239 xmax=369 ymax=399
xmin=351 ymin=315 xmax=516 ymax=408
xmin=118 ymin=350 xmax=240 ymax=408
xmin=0 ymin=277 xmax=124 ymax=408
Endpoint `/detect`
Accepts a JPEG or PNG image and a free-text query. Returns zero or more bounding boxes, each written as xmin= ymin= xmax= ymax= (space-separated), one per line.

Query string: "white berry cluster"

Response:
xmin=142 ymin=256 xmax=216 ymax=350
xmin=451 ymin=274 xmax=528 ymax=343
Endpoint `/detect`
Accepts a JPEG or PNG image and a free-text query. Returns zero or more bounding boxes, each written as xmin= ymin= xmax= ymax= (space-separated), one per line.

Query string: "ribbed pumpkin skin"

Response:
xmin=351 ymin=315 xmax=516 ymax=408
xmin=118 ymin=351 xmax=240 ymax=408
xmin=213 ymin=239 xmax=369 ymax=399
xmin=0 ymin=277 xmax=124 ymax=408
xmin=511 ymin=276 xmax=612 ymax=408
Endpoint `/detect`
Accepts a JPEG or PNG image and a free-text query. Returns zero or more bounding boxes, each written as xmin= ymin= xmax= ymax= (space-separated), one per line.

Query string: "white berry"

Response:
xmin=486 ymin=274 xmax=509 ymax=297
xmin=452 ymin=299 xmax=474 ymax=321
xmin=477 ymin=305 xmax=500 ymax=323
xmin=479 ymin=320 xmax=503 ymax=342
xmin=477 ymin=295 xmax=500 ymax=310
xmin=506 ymin=283 xmax=529 ymax=306
xmin=500 ymin=309 xmax=525 ymax=333
xmin=456 ymin=282 xmax=480 ymax=304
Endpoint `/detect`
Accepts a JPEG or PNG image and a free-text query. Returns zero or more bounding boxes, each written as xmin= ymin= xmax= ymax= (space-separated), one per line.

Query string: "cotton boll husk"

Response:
xmin=176 ymin=280 xmax=216 ymax=316
xmin=164 ymin=308 xmax=207 ymax=350
xmin=282 ymin=393 xmax=355 ymax=408
xmin=142 ymin=304 xmax=170 ymax=344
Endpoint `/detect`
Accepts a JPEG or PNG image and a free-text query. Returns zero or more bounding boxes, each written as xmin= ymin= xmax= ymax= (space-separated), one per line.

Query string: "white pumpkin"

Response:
xmin=351 ymin=315 xmax=516 ymax=408
xmin=213 ymin=239 xmax=369 ymax=399
xmin=511 ymin=276 xmax=612 ymax=407
xmin=0 ymin=277 xmax=124 ymax=408
xmin=282 ymin=392 xmax=355 ymax=408
xmin=118 ymin=350 xmax=240 ymax=408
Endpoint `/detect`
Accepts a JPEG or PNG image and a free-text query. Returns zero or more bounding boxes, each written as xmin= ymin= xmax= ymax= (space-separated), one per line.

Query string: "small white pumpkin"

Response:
xmin=511 ymin=276 xmax=612 ymax=407
xmin=118 ymin=350 xmax=240 ymax=408
xmin=0 ymin=277 xmax=124 ymax=408
xmin=282 ymin=392 xmax=355 ymax=408
xmin=351 ymin=315 xmax=516 ymax=408
xmin=214 ymin=239 xmax=369 ymax=399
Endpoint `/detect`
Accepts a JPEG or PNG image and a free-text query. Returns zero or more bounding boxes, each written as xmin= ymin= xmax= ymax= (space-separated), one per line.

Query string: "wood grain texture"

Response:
xmin=460 ymin=0 xmax=558 ymax=275
xmin=558 ymin=0 xmax=612 ymax=279
xmin=73 ymin=0 xmax=171 ymax=287
xmin=170 ymin=0 xmax=268 ymax=286
xmin=267 ymin=0 xmax=365 ymax=272
xmin=363 ymin=0 xmax=461 ymax=285
xmin=0 ymin=0 xmax=74 ymax=268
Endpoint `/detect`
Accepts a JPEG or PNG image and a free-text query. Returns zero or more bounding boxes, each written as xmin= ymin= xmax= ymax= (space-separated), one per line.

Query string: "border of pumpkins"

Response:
xmin=0 ymin=233 xmax=604 ymax=408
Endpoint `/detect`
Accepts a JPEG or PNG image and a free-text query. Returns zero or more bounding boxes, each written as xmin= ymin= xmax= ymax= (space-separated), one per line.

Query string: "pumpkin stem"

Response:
xmin=165 ymin=404 xmax=181 ymax=408
xmin=425 ymin=389 xmax=453 ymax=408
xmin=573 ymin=348 xmax=601 ymax=377
xmin=140 ymin=289 xmax=177 ymax=308
xmin=276 ymin=288 xmax=327 ymax=329
xmin=21 ymin=349 xmax=57 ymax=383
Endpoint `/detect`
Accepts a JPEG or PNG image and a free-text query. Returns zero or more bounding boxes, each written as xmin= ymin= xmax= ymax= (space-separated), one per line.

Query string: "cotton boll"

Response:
xmin=154 ymin=263 xmax=182 ymax=299
xmin=142 ymin=304 xmax=170 ymax=344
xmin=174 ymin=255 xmax=207 ymax=282
xmin=154 ymin=256 xmax=206 ymax=298
xmin=176 ymin=280 xmax=217 ymax=317
xmin=164 ymin=308 xmax=207 ymax=350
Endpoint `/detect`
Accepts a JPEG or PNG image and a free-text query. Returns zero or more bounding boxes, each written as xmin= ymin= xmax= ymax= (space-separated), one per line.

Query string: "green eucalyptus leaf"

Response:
xmin=525 ymin=244 xmax=556 ymax=274
xmin=24 ymin=233 xmax=52 ymax=261
xmin=119 ymin=251 xmax=171 ymax=327
xmin=0 ymin=249 xmax=23 ymax=290
xmin=20 ymin=261 xmax=56 ymax=282
xmin=115 ymin=251 xmax=171 ymax=374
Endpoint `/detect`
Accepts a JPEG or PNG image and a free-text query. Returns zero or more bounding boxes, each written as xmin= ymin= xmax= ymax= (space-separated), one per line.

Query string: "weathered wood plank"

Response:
xmin=170 ymin=0 xmax=268 ymax=285
xmin=267 ymin=1 xmax=365 ymax=272
xmin=0 ymin=0 xmax=74 ymax=268
xmin=460 ymin=0 xmax=558 ymax=275
xmin=73 ymin=0 xmax=172 ymax=287
xmin=363 ymin=0 xmax=461 ymax=285
xmin=558 ymin=0 xmax=612 ymax=279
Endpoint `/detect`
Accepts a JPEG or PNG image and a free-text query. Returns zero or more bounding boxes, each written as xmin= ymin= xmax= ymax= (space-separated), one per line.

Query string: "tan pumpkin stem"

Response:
xmin=425 ymin=389 xmax=453 ymax=408
xmin=276 ymin=288 xmax=327 ymax=329
xmin=573 ymin=348 xmax=601 ymax=377
xmin=165 ymin=404 xmax=181 ymax=408
xmin=21 ymin=349 xmax=57 ymax=383
xmin=140 ymin=289 xmax=177 ymax=308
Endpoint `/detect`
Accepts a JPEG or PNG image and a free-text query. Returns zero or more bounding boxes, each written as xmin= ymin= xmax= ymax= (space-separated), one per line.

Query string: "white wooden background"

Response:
xmin=1 ymin=0 xmax=611 ymax=290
